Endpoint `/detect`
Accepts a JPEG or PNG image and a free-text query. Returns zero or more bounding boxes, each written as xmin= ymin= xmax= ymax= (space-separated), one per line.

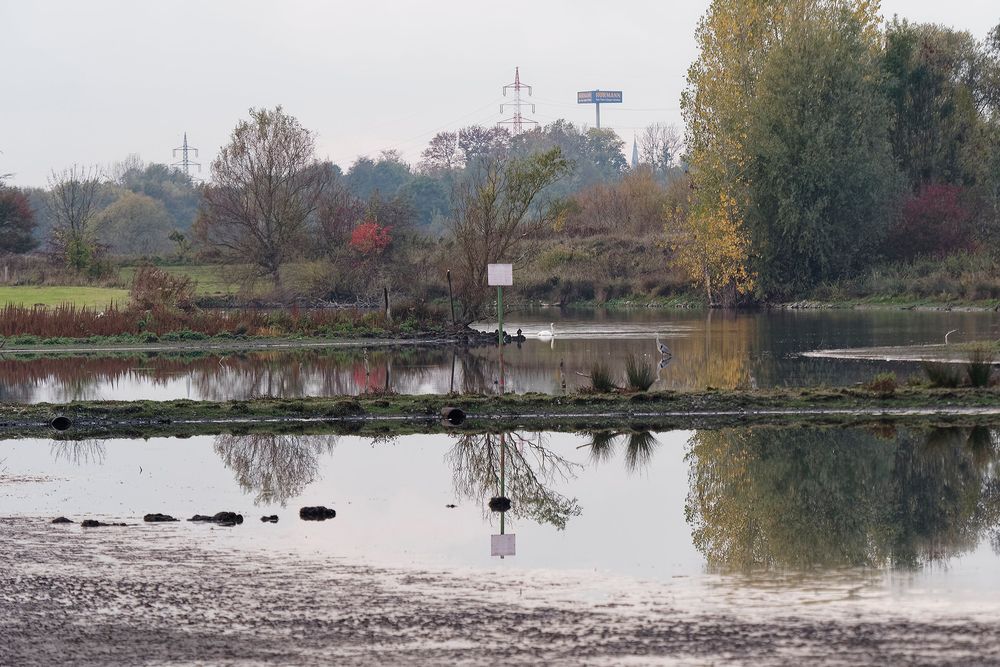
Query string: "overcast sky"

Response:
xmin=1 ymin=0 xmax=996 ymax=187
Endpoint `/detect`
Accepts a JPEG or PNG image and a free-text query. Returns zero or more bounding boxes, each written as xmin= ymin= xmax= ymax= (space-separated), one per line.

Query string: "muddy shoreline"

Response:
xmin=0 ymin=329 xmax=502 ymax=357
xmin=1 ymin=517 xmax=997 ymax=666
xmin=3 ymin=387 xmax=1000 ymax=439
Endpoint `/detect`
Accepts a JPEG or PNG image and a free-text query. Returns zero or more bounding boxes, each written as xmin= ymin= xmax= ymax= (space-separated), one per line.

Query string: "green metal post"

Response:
xmin=497 ymin=286 xmax=505 ymax=392
xmin=500 ymin=432 xmax=506 ymax=535
xmin=497 ymin=286 xmax=503 ymax=347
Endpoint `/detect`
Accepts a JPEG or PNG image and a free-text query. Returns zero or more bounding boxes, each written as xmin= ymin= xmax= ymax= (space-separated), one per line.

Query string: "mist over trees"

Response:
xmin=5 ymin=2 xmax=999 ymax=308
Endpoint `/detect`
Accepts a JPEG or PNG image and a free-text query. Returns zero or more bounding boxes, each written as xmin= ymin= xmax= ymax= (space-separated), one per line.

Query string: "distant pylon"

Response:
xmin=172 ymin=132 xmax=201 ymax=175
xmin=498 ymin=67 xmax=538 ymax=135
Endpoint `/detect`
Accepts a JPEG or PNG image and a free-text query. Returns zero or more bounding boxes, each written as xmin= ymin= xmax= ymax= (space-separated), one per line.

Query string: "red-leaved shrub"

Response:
xmin=885 ymin=183 xmax=974 ymax=260
xmin=349 ymin=221 xmax=392 ymax=255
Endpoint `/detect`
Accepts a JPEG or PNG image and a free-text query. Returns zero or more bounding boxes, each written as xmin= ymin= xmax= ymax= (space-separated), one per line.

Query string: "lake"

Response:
xmin=2 ymin=307 xmax=998 ymax=403
xmin=3 ymin=424 xmax=1000 ymax=663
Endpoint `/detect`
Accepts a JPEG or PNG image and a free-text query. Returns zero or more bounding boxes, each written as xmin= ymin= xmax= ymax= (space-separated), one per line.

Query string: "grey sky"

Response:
xmin=2 ymin=0 xmax=996 ymax=187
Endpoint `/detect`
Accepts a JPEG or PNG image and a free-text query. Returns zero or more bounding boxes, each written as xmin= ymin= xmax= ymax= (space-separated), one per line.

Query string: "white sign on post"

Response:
xmin=491 ymin=533 xmax=516 ymax=557
xmin=487 ymin=263 xmax=513 ymax=286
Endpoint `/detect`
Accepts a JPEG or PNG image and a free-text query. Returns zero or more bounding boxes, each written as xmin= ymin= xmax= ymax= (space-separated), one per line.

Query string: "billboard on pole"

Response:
xmin=577 ymin=90 xmax=623 ymax=104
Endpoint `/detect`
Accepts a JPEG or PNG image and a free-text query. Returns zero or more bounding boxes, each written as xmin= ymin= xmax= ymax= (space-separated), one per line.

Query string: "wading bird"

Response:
xmin=655 ymin=333 xmax=672 ymax=357
xmin=537 ymin=323 xmax=555 ymax=339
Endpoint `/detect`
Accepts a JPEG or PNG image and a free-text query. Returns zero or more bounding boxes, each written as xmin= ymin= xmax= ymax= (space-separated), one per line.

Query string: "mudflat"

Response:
xmin=2 ymin=517 xmax=999 ymax=666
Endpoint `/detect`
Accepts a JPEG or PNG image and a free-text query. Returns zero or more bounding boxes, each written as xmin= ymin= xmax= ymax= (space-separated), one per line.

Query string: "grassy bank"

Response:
xmin=801 ymin=252 xmax=1000 ymax=310
xmin=0 ymin=302 xmax=457 ymax=348
xmin=0 ymin=286 xmax=129 ymax=309
xmin=4 ymin=386 xmax=1000 ymax=439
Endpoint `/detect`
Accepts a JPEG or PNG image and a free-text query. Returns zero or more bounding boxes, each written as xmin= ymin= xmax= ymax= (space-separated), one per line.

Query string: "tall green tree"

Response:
xmin=884 ymin=20 xmax=991 ymax=190
xmin=344 ymin=150 xmax=411 ymax=200
xmin=747 ymin=2 xmax=898 ymax=297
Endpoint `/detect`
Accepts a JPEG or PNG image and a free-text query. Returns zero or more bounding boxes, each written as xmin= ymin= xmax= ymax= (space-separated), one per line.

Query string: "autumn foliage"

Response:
xmin=349 ymin=221 xmax=392 ymax=255
xmin=0 ymin=187 xmax=37 ymax=254
xmin=885 ymin=184 xmax=974 ymax=260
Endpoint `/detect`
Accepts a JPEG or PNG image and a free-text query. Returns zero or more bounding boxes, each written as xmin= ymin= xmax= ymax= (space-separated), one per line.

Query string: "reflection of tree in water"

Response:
xmin=214 ymin=433 xmax=338 ymax=506
xmin=582 ymin=430 xmax=660 ymax=473
xmin=685 ymin=426 xmax=1000 ymax=570
xmin=446 ymin=432 xmax=583 ymax=529
xmin=194 ymin=348 xmax=455 ymax=400
xmin=50 ymin=439 xmax=107 ymax=465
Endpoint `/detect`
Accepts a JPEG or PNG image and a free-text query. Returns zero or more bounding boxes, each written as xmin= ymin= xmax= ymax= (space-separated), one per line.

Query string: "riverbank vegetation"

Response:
xmin=4 ymin=385 xmax=1000 ymax=440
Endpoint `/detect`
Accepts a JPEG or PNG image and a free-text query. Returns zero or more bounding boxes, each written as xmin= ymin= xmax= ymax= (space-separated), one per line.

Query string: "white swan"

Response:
xmin=655 ymin=333 xmax=672 ymax=357
xmin=537 ymin=323 xmax=555 ymax=339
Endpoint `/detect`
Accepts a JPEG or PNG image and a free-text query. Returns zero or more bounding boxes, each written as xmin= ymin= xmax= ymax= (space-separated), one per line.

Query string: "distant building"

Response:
xmin=631 ymin=135 xmax=639 ymax=169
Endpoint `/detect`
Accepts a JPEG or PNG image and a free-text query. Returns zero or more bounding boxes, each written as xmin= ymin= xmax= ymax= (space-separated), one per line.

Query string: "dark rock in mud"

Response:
xmin=299 ymin=506 xmax=336 ymax=521
xmin=51 ymin=517 xmax=73 ymax=524
xmin=143 ymin=513 xmax=178 ymax=522
xmin=260 ymin=515 xmax=279 ymax=523
xmin=188 ymin=512 xmax=244 ymax=525
xmin=488 ymin=496 xmax=512 ymax=512
xmin=81 ymin=519 xmax=127 ymax=528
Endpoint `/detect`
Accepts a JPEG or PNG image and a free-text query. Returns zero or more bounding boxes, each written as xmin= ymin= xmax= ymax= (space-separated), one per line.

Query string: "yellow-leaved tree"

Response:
xmin=678 ymin=0 xmax=884 ymax=305
xmin=679 ymin=0 xmax=800 ymax=305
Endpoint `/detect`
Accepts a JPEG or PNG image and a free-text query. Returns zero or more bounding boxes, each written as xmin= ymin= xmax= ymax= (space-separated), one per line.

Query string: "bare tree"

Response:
xmin=214 ymin=433 xmax=338 ymax=506
xmin=198 ymin=106 xmax=330 ymax=287
xmin=46 ymin=165 xmax=102 ymax=271
xmin=418 ymin=131 xmax=463 ymax=173
xmin=110 ymin=153 xmax=145 ymax=186
xmin=638 ymin=123 xmax=683 ymax=175
xmin=446 ymin=432 xmax=583 ymax=529
xmin=448 ymin=147 xmax=569 ymax=320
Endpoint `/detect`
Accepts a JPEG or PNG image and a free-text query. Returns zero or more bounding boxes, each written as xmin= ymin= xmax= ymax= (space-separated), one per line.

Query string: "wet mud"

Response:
xmin=2 ymin=517 xmax=999 ymax=666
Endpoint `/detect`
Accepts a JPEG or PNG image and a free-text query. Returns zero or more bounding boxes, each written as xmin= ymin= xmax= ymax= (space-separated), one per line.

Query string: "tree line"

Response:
xmin=681 ymin=0 xmax=1000 ymax=304
xmin=1 ymin=107 xmax=679 ymax=316
xmin=3 ymin=1 xmax=997 ymax=309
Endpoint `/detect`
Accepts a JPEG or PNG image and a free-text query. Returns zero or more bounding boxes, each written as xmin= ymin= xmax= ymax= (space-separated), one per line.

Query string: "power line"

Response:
xmin=172 ymin=132 xmax=200 ymax=176
xmin=498 ymin=67 xmax=538 ymax=135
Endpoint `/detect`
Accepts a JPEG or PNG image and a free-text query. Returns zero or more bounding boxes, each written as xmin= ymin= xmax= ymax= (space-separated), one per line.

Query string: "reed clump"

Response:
xmin=966 ymin=345 xmax=995 ymax=388
xmin=589 ymin=362 xmax=617 ymax=392
xmin=624 ymin=354 xmax=656 ymax=392
xmin=922 ymin=361 xmax=963 ymax=388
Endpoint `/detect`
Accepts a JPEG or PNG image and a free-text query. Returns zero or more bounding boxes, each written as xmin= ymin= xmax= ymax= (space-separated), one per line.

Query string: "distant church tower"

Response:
xmin=631 ymin=134 xmax=639 ymax=169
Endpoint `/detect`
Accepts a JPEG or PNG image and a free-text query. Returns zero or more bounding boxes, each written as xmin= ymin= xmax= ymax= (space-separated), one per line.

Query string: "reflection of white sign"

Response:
xmin=491 ymin=533 xmax=516 ymax=557
xmin=487 ymin=263 xmax=513 ymax=286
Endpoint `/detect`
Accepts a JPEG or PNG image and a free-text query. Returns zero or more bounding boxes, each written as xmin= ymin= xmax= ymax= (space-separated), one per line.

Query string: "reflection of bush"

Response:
xmin=214 ymin=434 xmax=338 ymax=506
xmin=685 ymin=426 xmax=1000 ymax=570
xmin=50 ymin=439 xmax=107 ymax=465
xmin=582 ymin=430 xmax=660 ymax=473
xmin=446 ymin=433 xmax=582 ymax=529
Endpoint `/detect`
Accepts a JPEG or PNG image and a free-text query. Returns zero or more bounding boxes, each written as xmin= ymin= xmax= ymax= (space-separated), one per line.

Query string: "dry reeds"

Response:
xmin=0 ymin=303 xmax=399 ymax=340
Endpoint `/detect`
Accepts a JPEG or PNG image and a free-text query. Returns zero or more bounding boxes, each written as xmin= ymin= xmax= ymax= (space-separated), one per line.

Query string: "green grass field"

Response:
xmin=118 ymin=264 xmax=241 ymax=297
xmin=0 ymin=286 xmax=130 ymax=309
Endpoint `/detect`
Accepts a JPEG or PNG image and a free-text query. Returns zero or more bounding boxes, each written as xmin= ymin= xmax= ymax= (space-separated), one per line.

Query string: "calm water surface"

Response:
xmin=3 ymin=424 xmax=1000 ymax=617
xmin=2 ymin=308 xmax=998 ymax=403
